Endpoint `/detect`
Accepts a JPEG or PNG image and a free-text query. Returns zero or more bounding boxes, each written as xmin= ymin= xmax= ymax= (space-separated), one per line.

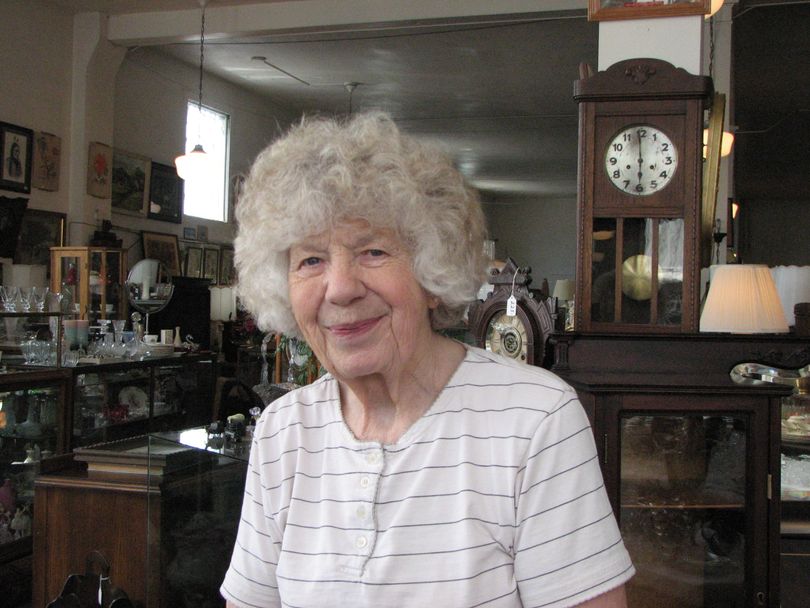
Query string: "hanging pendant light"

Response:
xmin=175 ymin=0 xmax=210 ymax=181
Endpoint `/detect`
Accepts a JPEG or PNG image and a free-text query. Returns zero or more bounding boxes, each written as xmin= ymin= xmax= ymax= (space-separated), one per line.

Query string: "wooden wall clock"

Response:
xmin=573 ymin=58 xmax=712 ymax=334
xmin=468 ymin=258 xmax=554 ymax=368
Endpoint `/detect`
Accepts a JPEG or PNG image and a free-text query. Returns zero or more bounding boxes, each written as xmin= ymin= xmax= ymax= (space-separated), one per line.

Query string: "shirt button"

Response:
xmin=356 ymin=536 xmax=368 ymax=549
xmin=356 ymin=506 xmax=367 ymax=519
xmin=366 ymin=452 xmax=380 ymax=464
xmin=359 ymin=476 xmax=371 ymax=488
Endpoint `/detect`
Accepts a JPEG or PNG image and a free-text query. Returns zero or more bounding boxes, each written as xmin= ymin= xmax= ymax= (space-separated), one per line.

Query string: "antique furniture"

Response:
xmin=552 ymin=332 xmax=809 ymax=607
xmin=467 ymin=258 xmax=554 ymax=367
xmin=33 ymin=427 xmax=248 ymax=608
xmin=147 ymin=277 xmax=212 ymax=350
xmin=50 ymin=247 xmax=127 ymax=324
xmin=573 ymin=59 xmax=712 ymax=333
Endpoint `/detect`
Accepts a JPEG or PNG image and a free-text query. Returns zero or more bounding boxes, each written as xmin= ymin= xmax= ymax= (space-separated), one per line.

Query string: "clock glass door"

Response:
xmin=619 ymin=412 xmax=750 ymax=607
xmin=590 ymin=217 xmax=684 ymax=327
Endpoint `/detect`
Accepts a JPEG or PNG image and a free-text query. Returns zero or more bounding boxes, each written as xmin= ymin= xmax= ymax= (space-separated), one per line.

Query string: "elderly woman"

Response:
xmin=221 ymin=112 xmax=634 ymax=608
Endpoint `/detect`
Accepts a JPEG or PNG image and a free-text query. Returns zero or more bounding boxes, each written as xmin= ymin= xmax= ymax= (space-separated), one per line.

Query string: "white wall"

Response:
xmin=113 ymin=47 xmax=296 ymax=256
xmin=483 ymin=196 xmax=577 ymax=289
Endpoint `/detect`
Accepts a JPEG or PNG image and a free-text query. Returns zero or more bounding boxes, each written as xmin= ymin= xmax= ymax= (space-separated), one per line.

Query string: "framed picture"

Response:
xmin=148 ymin=161 xmax=184 ymax=223
xmin=219 ymin=247 xmax=235 ymax=285
xmin=142 ymin=230 xmax=181 ymax=277
xmin=203 ymin=247 xmax=220 ymax=284
xmin=13 ymin=208 xmax=66 ymax=270
xmin=197 ymin=225 xmax=208 ymax=242
xmin=87 ymin=142 xmax=113 ymax=199
xmin=184 ymin=246 xmax=203 ymax=278
xmin=32 ymin=131 xmax=61 ymax=192
xmin=183 ymin=226 xmax=197 ymax=240
xmin=0 ymin=121 xmax=33 ymax=194
xmin=112 ymin=149 xmax=150 ymax=215
xmin=0 ymin=196 xmax=28 ymax=258
xmin=588 ymin=0 xmax=709 ymax=21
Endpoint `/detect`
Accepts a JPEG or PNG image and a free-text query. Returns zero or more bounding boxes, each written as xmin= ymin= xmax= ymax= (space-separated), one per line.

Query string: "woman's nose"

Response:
xmin=324 ymin=259 xmax=365 ymax=305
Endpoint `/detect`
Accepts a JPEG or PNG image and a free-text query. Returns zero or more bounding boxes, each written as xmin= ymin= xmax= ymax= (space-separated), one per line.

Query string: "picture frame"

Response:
xmin=148 ymin=161 xmax=184 ymax=223
xmin=183 ymin=226 xmax=197 ymax=240
xmin=142 ymin=230 xmax=182 ymax=277
xmin=32 ymin=131 xmax=61 ymax=192
xmin=13 ymin=208 xmax=66 ymax=271
xmin=87 ymin=142 xmax=113 ymax=199
xmin=0 ymin=196 xmax=28 ymax=258
xmin=219 ymin=247 xmax=235 ymax=285
xmin=203 ymin=247 xmax=220 ymax=284
xmin=0 ymin=121 xmax=33 ymax=194
xmin=588 ymin=0 xmax=709 ymax=22
xmin=197 ymin=225 xmax=209 ymax=242
xmin=112 ymin=149 xmax=150 ymax=215
xmin=184 ymin=246 xmax=203 ymax=278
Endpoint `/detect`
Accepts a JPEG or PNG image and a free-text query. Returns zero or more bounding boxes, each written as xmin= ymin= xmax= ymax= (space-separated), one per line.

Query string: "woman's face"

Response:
xmin=288 ymin=220 xmax=437 ymax=382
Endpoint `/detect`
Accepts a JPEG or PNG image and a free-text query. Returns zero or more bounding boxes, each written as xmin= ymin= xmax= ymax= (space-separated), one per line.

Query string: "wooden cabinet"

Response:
xmin=50 ymin=247 xmax=127 ymax=324
xmin=551 ymin=332 xmax=807 ymax=607
xmin=33 ymin=428 xmax=248 ymax=608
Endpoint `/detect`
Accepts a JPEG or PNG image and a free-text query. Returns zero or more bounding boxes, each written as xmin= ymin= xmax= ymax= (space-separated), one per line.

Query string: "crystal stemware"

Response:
xmin=0 ymin=285 xmax=19 ymax=312
xmin=31 ymin=286 xmax=49 ymax=312
xmin=18 ymin=287 xmax=33 ymax=312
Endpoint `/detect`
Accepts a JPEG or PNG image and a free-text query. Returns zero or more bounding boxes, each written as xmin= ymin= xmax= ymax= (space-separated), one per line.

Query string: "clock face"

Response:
xmin=485 ymin=312 xmax=528 ymax=361
xmin=605 ymin=125 xmax=678 ymax=196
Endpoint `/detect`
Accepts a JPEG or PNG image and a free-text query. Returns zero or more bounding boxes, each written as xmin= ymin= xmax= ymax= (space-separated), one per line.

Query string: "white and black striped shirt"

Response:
xmin=221 ymin=346 xmax=634 ymax=607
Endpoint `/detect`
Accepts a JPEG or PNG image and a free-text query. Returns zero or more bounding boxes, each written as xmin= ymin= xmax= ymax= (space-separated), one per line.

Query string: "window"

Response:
xmin=183 ymin=102 xmax=230 ymax=222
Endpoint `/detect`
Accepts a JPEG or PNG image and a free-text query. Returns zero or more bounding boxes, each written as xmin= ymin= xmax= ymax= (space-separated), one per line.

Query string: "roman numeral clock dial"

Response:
xmin=605 ymin=125 xmax=678 ymax=196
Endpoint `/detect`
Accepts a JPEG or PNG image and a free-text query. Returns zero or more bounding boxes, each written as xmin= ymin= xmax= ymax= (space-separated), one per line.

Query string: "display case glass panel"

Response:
xmin=619 ymin=413 xmax=748 ymax=608
xmin=50 ymin=247 xmax=126 ymax=325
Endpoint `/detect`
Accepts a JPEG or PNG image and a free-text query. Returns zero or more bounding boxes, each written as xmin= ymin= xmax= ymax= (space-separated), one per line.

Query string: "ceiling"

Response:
xmin=56 ymin=0 xmax=597 ymax=203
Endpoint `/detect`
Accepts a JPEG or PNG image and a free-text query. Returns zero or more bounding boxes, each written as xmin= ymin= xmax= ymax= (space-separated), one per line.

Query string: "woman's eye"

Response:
xmin=364 ymin=249 xmax=386 ymax=258
xmin=301 ymin=257 xmax=321 ymax=268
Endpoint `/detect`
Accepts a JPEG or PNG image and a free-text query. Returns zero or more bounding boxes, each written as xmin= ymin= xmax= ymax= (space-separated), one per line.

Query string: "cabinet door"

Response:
xmin=604 ymin=393 xmax=772 ymax=608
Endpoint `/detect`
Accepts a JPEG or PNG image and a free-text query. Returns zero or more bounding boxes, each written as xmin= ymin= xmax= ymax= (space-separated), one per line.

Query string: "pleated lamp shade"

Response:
xmin=700 ymin=264 xmax=789 ymax=333
xmin=552 ymin=279 xmax=574 ymax=302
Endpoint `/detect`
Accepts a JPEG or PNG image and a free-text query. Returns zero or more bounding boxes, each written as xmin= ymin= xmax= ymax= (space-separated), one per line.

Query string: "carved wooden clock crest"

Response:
xmin=468 ymin=258 xmax=554 ymax=367
xmin=573 ymin=58 xmax=712 ymax=333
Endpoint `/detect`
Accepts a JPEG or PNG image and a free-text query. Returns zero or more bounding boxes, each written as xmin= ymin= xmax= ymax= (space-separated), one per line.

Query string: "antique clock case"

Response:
xmin=573 ymin=58 xmax=712 ymax=333
xmin=468 ymin=258 xmax=554 ymax=367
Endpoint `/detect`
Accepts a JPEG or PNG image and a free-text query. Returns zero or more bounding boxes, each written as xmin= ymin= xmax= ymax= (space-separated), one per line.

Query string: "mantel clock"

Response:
xmin=573 ymin=58 xmax=712 ymax=333
xmin=468 ymin=258 xmax=554 ymax=367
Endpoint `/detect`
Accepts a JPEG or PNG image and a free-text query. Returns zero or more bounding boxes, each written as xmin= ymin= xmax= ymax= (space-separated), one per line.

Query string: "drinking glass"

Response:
xmin=31 ymin=286 xmax=49 ymax=312
xmin=0 ymin=286 xmax=19 ymax=312
xmin=18 ymin=287 xmax=33 ymax=312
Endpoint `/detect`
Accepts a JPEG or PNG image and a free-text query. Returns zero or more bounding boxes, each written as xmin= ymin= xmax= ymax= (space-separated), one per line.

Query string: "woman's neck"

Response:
xmin=338 ymin=336 xmax=465 ymax=444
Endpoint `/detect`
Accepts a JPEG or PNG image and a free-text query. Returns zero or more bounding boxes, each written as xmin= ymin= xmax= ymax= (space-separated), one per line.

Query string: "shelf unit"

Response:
xmin=50 ymin=247 xmax=127 ymax=325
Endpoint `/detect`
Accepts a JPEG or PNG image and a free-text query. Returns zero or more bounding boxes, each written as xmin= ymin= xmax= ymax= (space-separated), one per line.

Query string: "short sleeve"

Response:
xmin=513 ymin=390 xmax=635 ymax=607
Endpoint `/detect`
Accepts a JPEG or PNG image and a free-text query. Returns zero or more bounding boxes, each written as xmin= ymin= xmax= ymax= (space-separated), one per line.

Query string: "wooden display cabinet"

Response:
xmin=50 ymin=247 xmax=127 ymax=325
xmin=551 ymin=332 xmax=808 ymax=607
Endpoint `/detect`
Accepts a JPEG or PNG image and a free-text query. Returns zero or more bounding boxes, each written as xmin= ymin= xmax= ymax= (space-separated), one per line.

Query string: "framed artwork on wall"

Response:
xmin=87 ymin=142 xmax=113 ymax=199
xmin=219 ymin=247 xmax=235 ymax=285
xmin=183 ymin=226 xmax=197 ymax=240
xmin=588 ymin=0 xmax=709 ymax=21
xmin=142 ymin=230 xmax=181 ymax=277
xmin=0 ymin=196 xmax=28 ymax=258
xmin=148 ymin=161 xmax=184 ymax=223
xmin=203 ymin=247 xmax=220 ymax=284
xmin=0 ymin=121 xmax=33 ymax=194
xmin=13 ymin=208 xmax=66 ymax=271
xmin=184 ymin=246 xmax=203 ymax=278
xmin=32 ymin=131 xmax=61 ymax=192
xmin=112 ymin=149 xmax=150 ymax=215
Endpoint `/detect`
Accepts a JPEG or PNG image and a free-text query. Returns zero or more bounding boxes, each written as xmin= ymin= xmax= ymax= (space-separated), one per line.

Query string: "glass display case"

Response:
xmin=0 ymin=366 xmax=71 ymax=605
xmin=70 ymin=353 xmax=216 ymax=448
xmin=0 ymin=310 xmax=63 ymax=369
xmin=50 ymin=246 xmax=127 ymax=325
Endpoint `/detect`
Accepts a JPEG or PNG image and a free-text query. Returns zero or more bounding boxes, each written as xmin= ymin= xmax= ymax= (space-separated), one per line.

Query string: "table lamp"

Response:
xmin=700 ymin=264 xmax=789 ymax=333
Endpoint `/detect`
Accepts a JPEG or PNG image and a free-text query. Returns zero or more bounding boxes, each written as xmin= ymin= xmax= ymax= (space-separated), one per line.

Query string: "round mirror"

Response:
xmin=126 ymin=259 xmax=175 ymax=333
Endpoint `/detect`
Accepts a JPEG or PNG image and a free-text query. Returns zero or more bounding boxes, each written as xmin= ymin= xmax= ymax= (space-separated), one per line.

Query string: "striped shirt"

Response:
xmin=221 ymin=346 xmax=634 ymax=607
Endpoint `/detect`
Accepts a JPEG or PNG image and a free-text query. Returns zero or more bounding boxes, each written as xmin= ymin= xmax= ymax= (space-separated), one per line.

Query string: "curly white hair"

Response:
xmin=234 ymin=111 xmax=488 ymax=337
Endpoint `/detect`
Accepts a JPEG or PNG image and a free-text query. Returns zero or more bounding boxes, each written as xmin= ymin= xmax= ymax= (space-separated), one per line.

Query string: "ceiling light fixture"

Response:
xmin=175 ymin=0 xmax=210 ymax=181
xmin=705 ymin=0 xmax=724 ymax=19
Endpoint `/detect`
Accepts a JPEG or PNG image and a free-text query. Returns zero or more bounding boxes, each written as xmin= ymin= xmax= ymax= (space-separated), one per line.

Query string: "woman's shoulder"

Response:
xmin=257 ymin=374 xmax=339 ymax=424
xmin=457 ymin=345 xmax=574 ymax=393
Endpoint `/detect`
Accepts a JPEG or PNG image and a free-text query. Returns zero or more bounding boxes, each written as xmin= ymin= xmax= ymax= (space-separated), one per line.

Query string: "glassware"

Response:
xmin=0 ymin=285 xmax=19 ymax=312
xmin=31 ymin=286 xmax=49 ymax=312
xmin=18 ymin=287 xmax=33 ymax=312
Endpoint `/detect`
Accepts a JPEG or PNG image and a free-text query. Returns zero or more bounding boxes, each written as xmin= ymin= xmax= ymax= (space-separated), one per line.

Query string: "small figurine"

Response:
xmin=10 ymin=505 xmax=32 ymax=539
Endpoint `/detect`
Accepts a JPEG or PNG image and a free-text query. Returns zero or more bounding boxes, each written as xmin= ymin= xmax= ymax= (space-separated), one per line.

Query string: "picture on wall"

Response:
xmin=219 ymin=247 xmax=235 ymax=285
xmin=13 ymin=208 xmax=66 ymax=271
xmin=203 ymin=247 xmax=220 ymax=284
xmin=32 ymin=131 xmax=61 ymax=192
xmin=111 ymin=149 xmax=150 ymax=215
xmin=148 ymin=161 xmax=183 ymax=223
xmin=0 ymin=121 xmax=33 ymax=194
xmin=142 ymin=230 xmax=181 ymax=277
xmin=184 ymin=246 xmax=203 ymax=278
xmin=0 ymin=196 xmax=28 ymax=258
xmin=87 ymin=141 xmax=113 ymax=199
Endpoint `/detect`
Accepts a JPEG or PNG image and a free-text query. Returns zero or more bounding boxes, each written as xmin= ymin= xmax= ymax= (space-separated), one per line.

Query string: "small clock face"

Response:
xmin=485 ymin=312 xmax=528 ymax=361
xmin=605 ymin=125 xmax=678 ymax=196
